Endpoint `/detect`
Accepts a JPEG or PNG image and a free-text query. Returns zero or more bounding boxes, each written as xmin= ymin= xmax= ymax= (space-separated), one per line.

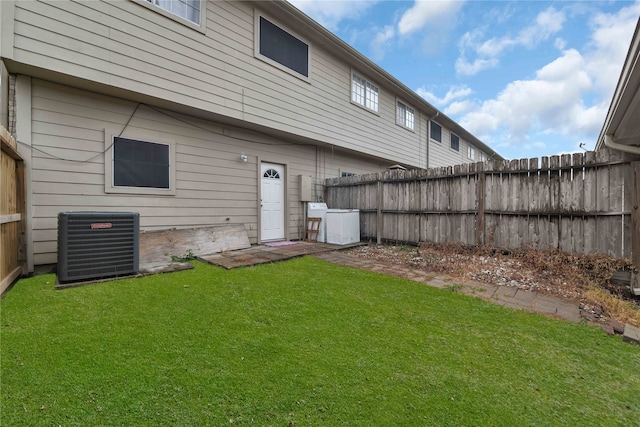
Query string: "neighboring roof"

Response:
xmin=596 ymin=18 xmax=640 ymax=150
xmin=258 ymin=0 xmax=504 ymax=161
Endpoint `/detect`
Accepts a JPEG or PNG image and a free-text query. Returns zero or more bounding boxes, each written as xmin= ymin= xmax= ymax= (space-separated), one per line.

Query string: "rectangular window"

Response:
xmin=258 ymin=16 xmax=309 ymax=78
xmin=468 ymin=145 xmax=476 ymax=160
xmin=352 ymin=72 xmax=379 ymax=112
xmin=146 ymin=0 xmax=201 ymax=25
xmin=430 ymin=121 xmax=442 ymax=142
xmin=113 ymin=137 xmax=170 ymax=189
xmin=397 ymin=100 xmax=415 ymax=130
xmin=480 ymin=153 xmax=486 ymax=162
xmin=451 ymin=133 xmax=460 ymax=151
xmin=341 ymin=172 xmax=357 ymax=177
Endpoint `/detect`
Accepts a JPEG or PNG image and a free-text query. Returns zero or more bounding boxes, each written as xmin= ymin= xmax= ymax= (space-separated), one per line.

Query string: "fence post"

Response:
xmin=376 ymin=178 xmax=382 ymax=244
xmin=476 ymin=163 xmax=485 ymax=245
xmin=631 ymin=162 xmax=640 ymax=294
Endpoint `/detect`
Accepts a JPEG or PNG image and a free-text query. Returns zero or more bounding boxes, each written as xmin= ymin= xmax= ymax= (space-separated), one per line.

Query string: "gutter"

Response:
xmin=604 ymin=135 xmax=640 ymax=155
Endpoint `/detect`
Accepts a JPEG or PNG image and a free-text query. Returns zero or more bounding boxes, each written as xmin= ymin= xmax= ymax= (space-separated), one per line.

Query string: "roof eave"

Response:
xmin=596 ymin=18 xmax=640 ymax=150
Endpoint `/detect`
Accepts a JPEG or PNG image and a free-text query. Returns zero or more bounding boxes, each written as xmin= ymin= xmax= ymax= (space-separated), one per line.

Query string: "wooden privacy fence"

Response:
xmin=1 ymin=125 xmax=25 ymax=294
xmin=326 ymin=148 xmax=640 ymax=282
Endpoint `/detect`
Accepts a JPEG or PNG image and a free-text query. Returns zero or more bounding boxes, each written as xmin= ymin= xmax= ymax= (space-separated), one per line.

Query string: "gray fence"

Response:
xmin=325 ymin=149 xmax=640 ymax=272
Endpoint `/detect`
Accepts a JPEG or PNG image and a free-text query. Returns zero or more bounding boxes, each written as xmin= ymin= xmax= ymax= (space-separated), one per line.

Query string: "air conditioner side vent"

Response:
xmin=58 ymin=212 xmax=140 ymax=283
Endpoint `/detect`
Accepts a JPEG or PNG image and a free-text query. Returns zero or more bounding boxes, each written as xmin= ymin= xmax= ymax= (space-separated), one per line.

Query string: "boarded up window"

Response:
xmin=113 ymin=137 xmax=170 ymax=189
xmin=259 ymin=17 xmax=309 ymax=77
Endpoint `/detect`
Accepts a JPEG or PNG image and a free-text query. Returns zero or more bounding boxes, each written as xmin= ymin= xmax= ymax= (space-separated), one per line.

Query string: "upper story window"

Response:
xmin=351 ymin=72 xmax=379 ymax=112
xmin=451 ymin=133 xmax=460 ymax=151
xmin=146 ymin=0 xmax=201 ymax=25
xmin=396 ymin=100 xmax=415 ymax=130
xmin=430 ymin=121 xmax=442 ymax=142
xmin=257 ymin=15 xmax=310 ymax=79
xmin=468 ymin=145 xmax=476 ymax=160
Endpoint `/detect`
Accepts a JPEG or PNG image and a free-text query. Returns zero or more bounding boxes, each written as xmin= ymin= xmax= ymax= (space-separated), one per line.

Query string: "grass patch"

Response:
xmin=2 ymin=258 xmax=639 ymax=426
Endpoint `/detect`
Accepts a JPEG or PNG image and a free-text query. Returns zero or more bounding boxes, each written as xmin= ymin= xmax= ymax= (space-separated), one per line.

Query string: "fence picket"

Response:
xmin=325 ymin=150 xmax=639 ymax=270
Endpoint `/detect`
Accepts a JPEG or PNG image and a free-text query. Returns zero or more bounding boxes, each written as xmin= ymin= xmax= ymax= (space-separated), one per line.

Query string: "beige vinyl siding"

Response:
xmin=11 ymin=0 xmax=427 ymax=169
xmin=429 ymin=126 xmax=481 ymax=168
xmin=29 ymin=79 xmax=386 ymax=265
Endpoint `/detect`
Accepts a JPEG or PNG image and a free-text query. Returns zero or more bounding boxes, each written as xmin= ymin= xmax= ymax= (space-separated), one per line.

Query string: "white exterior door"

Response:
xmin=260 ymin=162 xmax=285 ymax=241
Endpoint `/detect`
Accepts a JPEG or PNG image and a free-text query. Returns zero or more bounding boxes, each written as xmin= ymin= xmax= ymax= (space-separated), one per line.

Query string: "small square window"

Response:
xmin=397 ymin=100 xmax=415 ymax=130
xmin=451 ymin=133 xmax=460 ymax=151
xmin=430 ymin=122 xmax=442 ymax=142
xmin=352 ymin=72 xmax=379 ymax=112
xmin=257 ymin=16 xmax=309 ymax=78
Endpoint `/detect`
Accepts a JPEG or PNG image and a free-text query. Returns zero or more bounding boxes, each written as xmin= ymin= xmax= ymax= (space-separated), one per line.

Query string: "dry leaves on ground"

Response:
xmin=347 ymin=242 xmax=640 ymax=327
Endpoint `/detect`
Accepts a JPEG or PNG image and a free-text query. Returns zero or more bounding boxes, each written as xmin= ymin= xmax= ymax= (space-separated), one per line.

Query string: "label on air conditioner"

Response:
xmin=91 ymin=223 xmax=113 ymax=229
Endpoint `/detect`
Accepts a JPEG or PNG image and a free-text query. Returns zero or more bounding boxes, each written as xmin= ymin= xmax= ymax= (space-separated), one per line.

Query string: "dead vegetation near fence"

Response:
xmin=348 ymin=242 xmax=640 ymax=328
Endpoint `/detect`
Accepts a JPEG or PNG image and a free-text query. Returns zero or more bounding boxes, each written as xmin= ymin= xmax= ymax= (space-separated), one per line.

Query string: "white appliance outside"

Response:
xmin=307 ymin=202 xmax=328 ymax=242
xmin=326 ymin=209 xmax=360 ymax=245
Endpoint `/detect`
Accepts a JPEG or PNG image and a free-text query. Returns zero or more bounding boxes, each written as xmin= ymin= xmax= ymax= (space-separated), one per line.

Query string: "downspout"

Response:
xmin=604 ymin=134 xmax=640 ymax=295
xmin=604 ymin=134 xmax=640 ymax=155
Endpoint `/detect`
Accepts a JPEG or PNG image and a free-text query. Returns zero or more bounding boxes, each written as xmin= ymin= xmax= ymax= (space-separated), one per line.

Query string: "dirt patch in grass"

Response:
xmin=347 ymin=242 xmax=640 ymax=327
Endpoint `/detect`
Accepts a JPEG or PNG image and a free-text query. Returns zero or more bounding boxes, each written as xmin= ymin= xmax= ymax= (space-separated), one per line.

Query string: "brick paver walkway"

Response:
xmin=197 ymin=241 xmax=637 ymax=342
xmin=312 ymin=251 xmax=582 ymax=323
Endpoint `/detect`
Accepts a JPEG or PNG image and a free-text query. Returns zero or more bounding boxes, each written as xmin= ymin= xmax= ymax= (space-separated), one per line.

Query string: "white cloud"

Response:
xmin=444 ymin=100 xmax=477 ymax=116
xmin=291 ymin=0 xmax=465 ymax=60
xmin=417 ymin=85 xmax=473 ymax=107
xmin=454 ymin=57 xmax=498 ymax=76
xmin=554 ymin=38 xmax=566 ymax=50
xmin=370 ymin=25 xmax=395 ymax=61
xmin=456 ymin=6 xmax=566 ymax=76
xmin=452 ymin=2 xmax=640 ymax=151
xmin=584 ymin=2 xmax=640 ymax=96
xmin=287 ymin=0 xmax=377 ymax=31
xmin=523 ymin=6 xmax=565 ymax=45
xmin=397 ymin=0 xmax=465 ymax=35
xmin=459 ymin=49 xmax=593 ymax=143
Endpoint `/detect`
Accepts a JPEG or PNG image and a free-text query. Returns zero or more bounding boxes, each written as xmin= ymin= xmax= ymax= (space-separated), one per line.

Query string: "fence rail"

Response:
xmin=326 ymin=148 xmax=640 ymax=288
xmin=1 ymin=125 xmax=25 ymax=294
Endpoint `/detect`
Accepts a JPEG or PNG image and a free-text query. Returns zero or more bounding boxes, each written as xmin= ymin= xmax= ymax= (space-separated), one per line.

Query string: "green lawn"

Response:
xmin=1 ymin=258 xmax=639 ymax=426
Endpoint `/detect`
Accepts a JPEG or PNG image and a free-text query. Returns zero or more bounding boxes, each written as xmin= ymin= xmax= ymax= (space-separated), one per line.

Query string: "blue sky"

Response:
xmin=288 ymin=0 xmax=640 ymax=160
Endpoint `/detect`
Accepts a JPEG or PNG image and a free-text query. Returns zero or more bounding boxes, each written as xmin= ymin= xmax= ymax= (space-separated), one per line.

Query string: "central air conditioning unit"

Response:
xmin=57 ymin=212 xmax=140 ymax=283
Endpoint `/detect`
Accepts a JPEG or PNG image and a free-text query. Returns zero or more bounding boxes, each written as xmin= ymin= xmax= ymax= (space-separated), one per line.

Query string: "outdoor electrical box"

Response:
xmin=299 ymin=175 xmax=313 ymax=202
